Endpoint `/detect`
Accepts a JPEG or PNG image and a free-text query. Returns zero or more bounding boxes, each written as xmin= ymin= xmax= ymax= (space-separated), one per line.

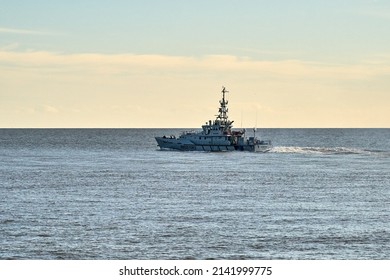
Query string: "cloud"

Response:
xmin=1 ymin=50 xmax=388 ymax=81
xmin=42 ymin=105 xmax=59 ymax=114
xmin=0 ymin=27 xmax=52 ymax=35
xmin=0 ymin=43 xmax=20 ymax=51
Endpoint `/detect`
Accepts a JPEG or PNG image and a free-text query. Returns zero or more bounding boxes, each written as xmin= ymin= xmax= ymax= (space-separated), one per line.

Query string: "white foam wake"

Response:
xmin=270 ymin=146 xmax=374 ymax=155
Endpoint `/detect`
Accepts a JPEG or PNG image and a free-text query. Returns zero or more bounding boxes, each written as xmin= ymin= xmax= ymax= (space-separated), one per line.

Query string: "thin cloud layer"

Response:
xmin=0 ymin=27 xmax=52 ymax=35
xmin=1 ymin=50 xmax=388 ymax=80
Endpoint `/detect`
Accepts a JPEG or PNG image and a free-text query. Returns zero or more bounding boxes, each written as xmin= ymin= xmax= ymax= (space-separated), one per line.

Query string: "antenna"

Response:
xmin=240 ymin=110 xmax=243 ymax=129
xmin=255 ymin=110 xmax=258 ymax=129
xmin=254 ymin=109 xmax=258 ymax=138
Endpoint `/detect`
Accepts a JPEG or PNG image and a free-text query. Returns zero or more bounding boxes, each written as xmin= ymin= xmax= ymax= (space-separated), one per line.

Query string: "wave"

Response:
xmin=270 ymin=146 xmax=388 ymax=156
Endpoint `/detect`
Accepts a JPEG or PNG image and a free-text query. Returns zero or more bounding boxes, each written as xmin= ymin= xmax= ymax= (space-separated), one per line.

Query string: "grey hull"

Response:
xmin=155 ymin=137 xmax=271 ymax=152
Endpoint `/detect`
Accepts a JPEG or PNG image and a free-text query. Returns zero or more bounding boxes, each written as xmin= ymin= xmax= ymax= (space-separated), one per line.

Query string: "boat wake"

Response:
xmin=270 ymin=146 xmax=388 ymax=156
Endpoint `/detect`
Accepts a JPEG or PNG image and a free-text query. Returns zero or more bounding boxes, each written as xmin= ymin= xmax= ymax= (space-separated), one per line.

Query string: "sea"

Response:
xmin=0 ymin=128 xmax=389 ymax=260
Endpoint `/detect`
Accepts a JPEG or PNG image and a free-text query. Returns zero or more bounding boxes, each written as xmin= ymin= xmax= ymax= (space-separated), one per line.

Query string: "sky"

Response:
xmin=1 ymin=0 xmax=390 ymax=128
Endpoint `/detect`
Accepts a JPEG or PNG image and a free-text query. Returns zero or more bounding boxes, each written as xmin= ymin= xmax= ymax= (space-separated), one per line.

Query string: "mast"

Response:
xmin=217 ymin=86 xmax=229 ymax=125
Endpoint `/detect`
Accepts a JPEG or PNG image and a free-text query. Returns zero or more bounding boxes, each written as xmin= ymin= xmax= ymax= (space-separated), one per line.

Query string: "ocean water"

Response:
xmin=0 ymin=128 xmax=389 ymax=260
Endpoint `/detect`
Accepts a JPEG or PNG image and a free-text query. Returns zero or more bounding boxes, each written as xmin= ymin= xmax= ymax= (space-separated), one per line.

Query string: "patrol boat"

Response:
xmin=155 ymin=87 xmax=272 ymax=152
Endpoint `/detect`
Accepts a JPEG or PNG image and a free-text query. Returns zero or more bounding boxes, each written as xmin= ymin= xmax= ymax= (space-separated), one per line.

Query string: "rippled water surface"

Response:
xmin=1 ymin=129 xmax=389 ymax=259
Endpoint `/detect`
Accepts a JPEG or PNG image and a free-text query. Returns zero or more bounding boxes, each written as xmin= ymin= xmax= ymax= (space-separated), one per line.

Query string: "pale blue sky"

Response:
xmin=2 ymin=0 xmax=390 ymax=59
xmin=1 ymin=0 xmax=390 ymax=127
